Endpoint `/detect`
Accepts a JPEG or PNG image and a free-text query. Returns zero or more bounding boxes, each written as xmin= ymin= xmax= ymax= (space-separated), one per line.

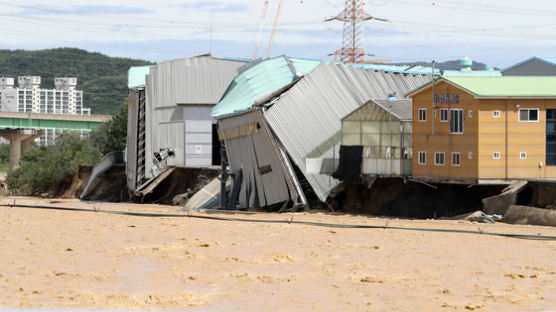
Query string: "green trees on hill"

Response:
xmin=0 ymin=48 xmax=152 ymax=115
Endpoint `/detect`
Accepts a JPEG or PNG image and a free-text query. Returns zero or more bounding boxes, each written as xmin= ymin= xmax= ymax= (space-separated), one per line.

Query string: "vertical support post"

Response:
xmin=9 ymin=136 xmax=22 ymax=171
xmin=432 ymin=60 xmax=436 ymax=136
xmin=220 ymin=143 xmax=229 ymax=208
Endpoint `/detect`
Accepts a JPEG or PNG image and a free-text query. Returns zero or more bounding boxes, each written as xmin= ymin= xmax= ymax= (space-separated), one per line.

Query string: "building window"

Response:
xmin=493 ymin=152 xmax=501 ymax=160
xmin=468 ymin=151 xmax=473 ymax=160
xmin=547 ymin=109 xmax=556 ymax=166
xmin=418 ymin=108 xmax=427 ymax=122
xmin=440 ymin=109 xmax=448 ymax=122
xmin=520 ymin=152 xmax=527 ymax=160
xmin=418 ymin=151 xmax=426 ymax=165
xmin=434 ymin=152 xmax=445 ymax=166
xmin=450 ymin=109 xmax=464 ymax=134
xmin=493 ymin=110 xmax=501 ymax=118
xmin=468 ymin=110 xmax=473 ymax=118
xmin=519 ymin=108 xmax=539 ymax=122
xmin=452 ymin=152 xmax=461 ymax=166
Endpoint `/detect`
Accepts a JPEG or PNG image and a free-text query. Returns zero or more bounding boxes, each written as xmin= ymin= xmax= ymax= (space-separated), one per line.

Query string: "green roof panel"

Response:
xmin=408 ymin=76 xmax=556 ymax=98
xmin=211 ymin=56 xmax=320 ymax=118
xmin=128 ymin=65 xmax=152 ymax=89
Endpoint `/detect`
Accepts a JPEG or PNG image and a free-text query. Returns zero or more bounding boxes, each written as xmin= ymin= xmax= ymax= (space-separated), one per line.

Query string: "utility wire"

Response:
xmin=1 ymin=203 xmax=555 ymax=241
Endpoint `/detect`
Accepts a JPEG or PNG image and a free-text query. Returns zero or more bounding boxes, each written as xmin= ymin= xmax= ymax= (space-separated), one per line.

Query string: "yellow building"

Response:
xmin=408 ymin=77 xmax=556 ymax=183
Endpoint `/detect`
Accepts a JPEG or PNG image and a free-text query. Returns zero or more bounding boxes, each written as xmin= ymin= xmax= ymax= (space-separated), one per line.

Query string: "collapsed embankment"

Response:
xmin=329 ymin=178 xmax=506 ymax=219
xmin=43 ymin=166 xmax=556 ymax=225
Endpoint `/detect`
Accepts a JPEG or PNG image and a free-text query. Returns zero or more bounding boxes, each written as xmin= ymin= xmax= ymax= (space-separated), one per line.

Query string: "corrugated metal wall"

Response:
xmin=126 ymin=90 xmax=138 ymax=190
xmin=219 ymin=110 xmax=298 ymax=208
xmin=137 ymin=56 xmax=245 ymax=179
xmin=264 ymin=63 xmax=432 ymax=202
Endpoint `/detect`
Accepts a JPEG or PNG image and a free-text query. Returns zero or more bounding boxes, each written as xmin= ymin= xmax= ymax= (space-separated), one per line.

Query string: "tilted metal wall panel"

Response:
xmin=264 ymin=63 xmax=432 ymax=202
xmin=219 ymin=110 xmax=298 ymax=208
xmin=126 ymin=91 xmax=139 ymax=190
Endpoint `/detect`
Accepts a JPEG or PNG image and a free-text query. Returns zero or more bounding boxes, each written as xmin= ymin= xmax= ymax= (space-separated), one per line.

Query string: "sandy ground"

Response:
xmin=0 ymin=197 xmax=555 ymax=311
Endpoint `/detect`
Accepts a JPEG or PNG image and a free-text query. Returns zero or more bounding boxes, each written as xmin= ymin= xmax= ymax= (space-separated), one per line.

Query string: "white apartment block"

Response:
xmin=0 ymin=76 xmax=91 ymax=145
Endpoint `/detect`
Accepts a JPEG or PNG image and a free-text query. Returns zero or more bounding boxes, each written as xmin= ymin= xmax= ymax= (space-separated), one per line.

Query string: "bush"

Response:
xmin=6 ymin=132 xmax=102 ymax=196
xmin=89 ymin=103 xmax=128 ymax=155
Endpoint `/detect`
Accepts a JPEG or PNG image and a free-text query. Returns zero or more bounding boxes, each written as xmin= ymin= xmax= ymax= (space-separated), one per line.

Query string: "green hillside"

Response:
xmin=0 ymin=48 xmax=153 ymax=115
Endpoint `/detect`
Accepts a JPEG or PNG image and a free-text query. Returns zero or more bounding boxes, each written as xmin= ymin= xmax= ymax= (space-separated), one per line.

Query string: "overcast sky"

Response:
xmin=2 ymin=0 xmax=556 ymax=68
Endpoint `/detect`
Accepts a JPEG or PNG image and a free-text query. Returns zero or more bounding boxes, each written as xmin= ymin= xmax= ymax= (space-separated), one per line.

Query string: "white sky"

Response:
xmin=2 ymin=0 xmax=556 ymax=67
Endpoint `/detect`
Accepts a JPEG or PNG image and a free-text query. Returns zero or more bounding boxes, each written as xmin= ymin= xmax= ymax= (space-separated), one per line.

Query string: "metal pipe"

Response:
xmin=431 ymin=60 xmax=435 ymax=136
xmin=389 ymin=103 xmax=393 ymax=176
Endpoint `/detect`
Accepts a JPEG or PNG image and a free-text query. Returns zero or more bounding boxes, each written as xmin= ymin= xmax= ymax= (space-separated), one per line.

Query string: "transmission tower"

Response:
xmin=325 ymin=0 xmax=388 ymax=63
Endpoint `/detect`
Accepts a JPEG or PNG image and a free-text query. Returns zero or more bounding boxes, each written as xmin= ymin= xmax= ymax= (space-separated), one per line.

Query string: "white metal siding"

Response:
xmin=219 ymin=110 xmax=297 ymax=208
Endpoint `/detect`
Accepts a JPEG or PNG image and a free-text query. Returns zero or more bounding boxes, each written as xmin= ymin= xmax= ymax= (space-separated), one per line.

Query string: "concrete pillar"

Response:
xmin=0 ymin=129 xmax=42 ymax=171
xmin=20 ymin=137 xmax=34 ymax=156
xmin=9 ymin=137 xmax=22 ymax=171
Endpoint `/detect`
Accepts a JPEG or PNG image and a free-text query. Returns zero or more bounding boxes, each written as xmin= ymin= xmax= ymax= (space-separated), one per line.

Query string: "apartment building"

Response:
xmin=0 ymin=76 xmax=91 ymax=145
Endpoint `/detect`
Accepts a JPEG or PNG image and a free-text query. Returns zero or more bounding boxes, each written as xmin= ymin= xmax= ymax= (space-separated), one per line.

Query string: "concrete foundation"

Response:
xmin=0 ymin=129 xmax=43 ymax=171
xmin=482 ymin=181 xmax=528 ymax=215
xmin=503 ymin=205 xmax=556 ymax=227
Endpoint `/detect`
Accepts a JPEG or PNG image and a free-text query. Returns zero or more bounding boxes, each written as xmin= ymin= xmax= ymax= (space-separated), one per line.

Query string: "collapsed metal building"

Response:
xmin=212 ymin=58 xmax=431 ymax=210
xmin=126 ymin=54 xmax=247 ymax=192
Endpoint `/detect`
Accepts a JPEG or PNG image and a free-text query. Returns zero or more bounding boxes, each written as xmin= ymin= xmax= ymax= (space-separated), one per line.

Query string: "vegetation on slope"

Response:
xmin=6 ymin=104 xmax=128 ymax=196
xmin=0 ymin=48 xmax=152 ymax=115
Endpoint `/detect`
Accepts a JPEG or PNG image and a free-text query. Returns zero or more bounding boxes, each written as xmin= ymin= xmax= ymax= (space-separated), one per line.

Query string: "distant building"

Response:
xmin=409 ymin=76 xmax=556 ymax=183
xmin=0 ymin=76 xmax=90 ymax=145
xmin=502 ymin=57 xmax=556 ymax=76
xmin=365 ymin=57 xmax=502 ymax=77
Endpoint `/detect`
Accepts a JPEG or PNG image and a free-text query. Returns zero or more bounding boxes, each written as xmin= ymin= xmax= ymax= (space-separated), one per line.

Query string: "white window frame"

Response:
xmin=518 ymin=108 xmax=539 ymax=122
xmin=440 ymin=109 xmax=448 ymax=122
xmin=468 ymin=110 xmax=473 ymax=118
xmin=434 ymin=152 xmax=445 ymax=166
xmin=468 ymin=151 xmax=473 ymax=160
xmin=493 ymin=152 xmax=501 ymax=160
xmin=520 ymin=152 xmax=527 ymax=160
xmin=418 ymin=108 xmax=427 ymax=122
xmin=452 ymin=152 xmax=461 ymax=166
xmin=493 ymin=110 xmax=501 ymax=118
xmin=450 ymin=109 xmax=464 ymax=134
xmin=418 ymin=151 xmax=426 ymax=165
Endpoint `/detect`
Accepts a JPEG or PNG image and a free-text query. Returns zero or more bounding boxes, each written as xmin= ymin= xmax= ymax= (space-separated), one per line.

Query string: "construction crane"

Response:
xmin=325 ymin=0 xmax=389 ymax=63
xmin=253 ymin=1 xmax=270 ymax=60
xmin=265 ymin=0 xmax=284 ymax=59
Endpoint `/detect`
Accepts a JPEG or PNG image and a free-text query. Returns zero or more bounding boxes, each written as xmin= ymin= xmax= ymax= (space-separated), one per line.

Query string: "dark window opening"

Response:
xmin=212 ymin=123 xmax=222 ymax=166
xmin=547 ymin=109 xmax=556 ymax=166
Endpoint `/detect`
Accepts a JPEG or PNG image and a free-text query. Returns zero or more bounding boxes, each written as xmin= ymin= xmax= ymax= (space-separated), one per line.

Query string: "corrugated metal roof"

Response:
xmin=357 ymin=64 xmax=500 ymax=76
xmin=211 ymin=56 xmax=321 ymax=118
xmin=147 ymin=55 xmax=247 ymax=108
xmin=409 ymin=76 xmax=556 ymax=98
xmin=371 ymin=99 xmax=413 ymax=121
xmin=263 ymin=63 xmax=432 ymax=202
xmin=128 ymin=65 xmax=152 ymax=89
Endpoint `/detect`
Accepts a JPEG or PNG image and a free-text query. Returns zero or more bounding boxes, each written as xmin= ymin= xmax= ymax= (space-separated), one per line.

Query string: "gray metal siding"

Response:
xmin=502 ymin=59 xmax=556 ymax=76
xmin=264 ymin=63 xmax=431 ymax=202
xmin=219 ymin=110 xmax=298 ymax=208
xmin=148 ymin=56 xmax=245 ymax=108
xmin=126 ymin=91 xmax=138 ymax=190
xmin=138 ymin=56 xmax=242 ymax=179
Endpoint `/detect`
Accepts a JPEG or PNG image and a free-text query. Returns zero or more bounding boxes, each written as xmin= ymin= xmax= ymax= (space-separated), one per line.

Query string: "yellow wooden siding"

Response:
xmin=478 ymin=99 xmax=556 ymax=179
xmin=412 ymin=81 xmax=479 ymax=179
